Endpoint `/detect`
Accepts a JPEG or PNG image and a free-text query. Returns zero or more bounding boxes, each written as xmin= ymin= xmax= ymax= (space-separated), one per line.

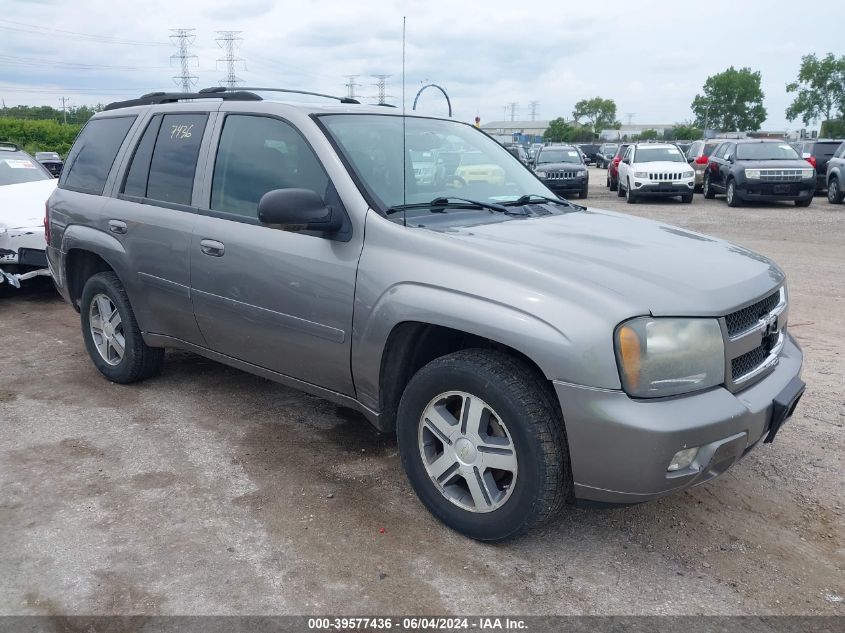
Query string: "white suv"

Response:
xmin=617 ymin=143 xmax=695 ymax=204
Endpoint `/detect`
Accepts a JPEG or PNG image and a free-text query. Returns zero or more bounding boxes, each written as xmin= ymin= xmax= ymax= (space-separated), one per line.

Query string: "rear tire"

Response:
xmin=828 ymin=176 xmax=844 ymax=204
xmin=80 ymin=271 xmax=164 ymax=383
xmin=726 ymin=180 xmax=742 ymax=207
xmin=610 ymin=177 xmax=618 ymax=192
xmin=396 ymin=349 xmax=570 ymax=542
xmin=703 ymin=173 xmax=715 ymax=199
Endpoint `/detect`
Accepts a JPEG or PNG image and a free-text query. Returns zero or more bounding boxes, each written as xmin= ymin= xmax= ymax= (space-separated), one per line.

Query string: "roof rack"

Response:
xmin=103 ymin=89 xmax=262 ymax=111
xmin=0 ymin=141 xmax=21 ymax=151
xmin=202 ymin=86 xmax=360 ymax=105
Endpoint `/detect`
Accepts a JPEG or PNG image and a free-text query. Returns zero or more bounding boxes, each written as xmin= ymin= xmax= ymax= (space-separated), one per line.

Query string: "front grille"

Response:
xmin=731 ymin=346 xmax=767 ymax=380
xmin=725 ymin=290 xmax=781 ymax=337
xmin=547 ymin=171 xmax=580 ymax=180
xmin=647 ymin=172 xmax=684 ymax=181
xmin=759 ymin=169 xmax=804 ymax=183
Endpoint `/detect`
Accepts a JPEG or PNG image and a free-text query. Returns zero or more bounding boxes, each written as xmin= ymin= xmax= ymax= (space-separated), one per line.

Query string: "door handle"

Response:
xmin=200 ymin=239 xmax=225 ymax=257
xmin=108 ymin=220 xmax=127 ymax=234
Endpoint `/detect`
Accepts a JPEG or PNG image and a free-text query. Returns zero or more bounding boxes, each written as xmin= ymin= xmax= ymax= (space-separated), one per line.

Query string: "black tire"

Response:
xmin=610 ymin=177 xmax=618 ymax=192
xmin=794 ymin=198 xmax=812 ymax=207
xmin=80 ymin=271 xmax=164 ymax=383
xmin=703 ymin=173 xmax=715 ymax=199
xmin=625 ymin=180 xmax=637 ymax=204
xmin=726 ymin=180 xmax=742 ymax=207
xmin=693 ymin=184 xmax=703 ymax=194
xmin=396 ymin=349 xmax=570 ymax=542
xmin=681 ymin=193 xmax=693 ymax=204
xmin=578 ymin=186 xmax=588 ymax=199
xmin=828 ymin=176 xmax=844 ymax=204
xmin=616 ymin=178 xmax=624 ymax=197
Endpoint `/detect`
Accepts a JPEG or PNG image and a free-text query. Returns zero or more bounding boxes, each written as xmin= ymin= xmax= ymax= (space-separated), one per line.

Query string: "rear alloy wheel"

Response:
xmin=828 ymin=176 xmax=844 ymax=204
xmin=625 ymin=180 xmax=637 ymax=204
xmin=703 ymin=173 xmax=715 ymax=199
xmin=726 ymin=180 xmax=742 ymax=207
xmin=397 ymin=349 xmax=570 ymax=541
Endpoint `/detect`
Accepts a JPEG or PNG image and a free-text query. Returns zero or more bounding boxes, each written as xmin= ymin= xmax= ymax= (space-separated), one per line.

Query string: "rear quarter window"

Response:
xmin=61 ymin=116 xmax=136 ymax=195
xmin=144 ymin=114 xmax=208 ymax=205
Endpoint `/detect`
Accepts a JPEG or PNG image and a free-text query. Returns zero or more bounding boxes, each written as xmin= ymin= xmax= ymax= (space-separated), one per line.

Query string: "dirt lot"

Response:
xmin=1 ymin=168 xmax=843 ymax=615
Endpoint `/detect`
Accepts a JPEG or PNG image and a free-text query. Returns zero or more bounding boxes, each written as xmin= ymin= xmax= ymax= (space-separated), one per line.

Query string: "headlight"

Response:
xmin=745 ymin=169 xmax=762 ymax=179
xmin=683 ymin=170 xmax=694 ymax=178
xmin=614 ymin=317 xmax=725 ymax=398
xmin=633 ymin=171 xmax=648 ymax=178
xmin=800 ymin=168 xmax=814 ymax=178
xmin=535 ymin=170 xmax=547 ymax=179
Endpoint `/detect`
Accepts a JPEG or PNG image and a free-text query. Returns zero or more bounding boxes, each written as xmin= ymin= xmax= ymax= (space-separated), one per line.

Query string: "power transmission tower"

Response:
xmin=507 ymin=102 xmax=519 ymax=122
xmin=626 ymin=112 xmax=636 ymax=125
xmin=169 ymin=29 xmax=198 ymax=92
xmin=59 ymin=96 xmax=71 ymax=124
xmin=216 ymin=31 xmax=245 ymax=88
xmin=344 ymin=75 xmax=361 ymax=100
xmin=372 ymin=74 xmax=393 ymax=105
xmin=528 ymin=100 xmax=539 ymax=121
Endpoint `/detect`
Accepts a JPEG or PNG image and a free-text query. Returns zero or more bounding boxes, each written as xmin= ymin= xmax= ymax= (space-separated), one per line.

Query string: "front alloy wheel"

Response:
xmin=419 ymin=391 xmax=518 ymax=513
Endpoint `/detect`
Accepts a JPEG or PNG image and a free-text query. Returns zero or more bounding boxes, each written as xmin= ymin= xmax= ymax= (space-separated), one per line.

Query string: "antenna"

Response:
xmin=169 ymin=29 xmax=198 ymax=92
xmin=401 ymin=17 xmax=407 ymax=227
xmin=216 ymin=30 xmax=245 ymax=88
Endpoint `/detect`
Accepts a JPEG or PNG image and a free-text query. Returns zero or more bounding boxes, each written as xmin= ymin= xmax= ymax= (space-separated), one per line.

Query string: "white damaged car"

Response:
xmin=1 ymin=143 xmax=57 ymax=289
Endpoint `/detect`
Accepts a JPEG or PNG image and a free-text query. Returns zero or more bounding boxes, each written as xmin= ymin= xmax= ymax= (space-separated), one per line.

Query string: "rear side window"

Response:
xmin=122 ymin=116 xmax=163 ymax=198
xmin=62 ymin=116 xmax=135 ymax=194
xmin=146 ymin=114 xmax=208 ymax=205
xmin=210 ymin=114 xmax=329 ymax=218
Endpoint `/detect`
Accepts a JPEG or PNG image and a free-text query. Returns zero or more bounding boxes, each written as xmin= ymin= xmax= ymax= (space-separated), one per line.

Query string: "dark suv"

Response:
xmin=703 ymin=140 xmax=815 ymax=207
xmin=825 ymin=141 xmax=845 ymax=204
xmin=577 ymin=143 xmax=601 ymax=165
xmin=791 ymin=139 xmax=844 ymax=192
xmin=532 ymin=145 xmax=589 ymax=198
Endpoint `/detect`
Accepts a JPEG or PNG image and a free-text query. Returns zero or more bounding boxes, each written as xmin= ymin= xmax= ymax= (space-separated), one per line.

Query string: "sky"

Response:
xmin=1 ymin=0 xmax=841 ymax=131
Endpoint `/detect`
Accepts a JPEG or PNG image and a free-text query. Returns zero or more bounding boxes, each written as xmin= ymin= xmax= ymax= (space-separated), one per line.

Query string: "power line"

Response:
xmin=372 ymin=74 xmax=393 ymax=105
xmin=216 ymin=31 xmax=245 ymax=89
xmin=0 ymin=19 xmax=169 ymax=46
xmin=344 ymin=75 xmax=361 ymax=100
xmin=170 ymin=29 xmax=198 ymax=93
xmin=528 ymin=100 xmax=539 ymax=121
xmin=0 ymin=54 xmax=170 ymax=71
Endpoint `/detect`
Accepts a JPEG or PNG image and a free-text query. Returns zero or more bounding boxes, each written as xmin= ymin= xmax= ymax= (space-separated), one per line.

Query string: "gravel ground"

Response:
xmin=1 ymin=167 xmax=843 ymax=615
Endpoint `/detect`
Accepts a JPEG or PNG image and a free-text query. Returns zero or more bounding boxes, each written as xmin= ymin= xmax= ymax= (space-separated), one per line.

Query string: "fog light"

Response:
xmin=668 ymin=447 xmax=699 ymax=472
xmin=635 ymin=181 xmax=642 ymax=187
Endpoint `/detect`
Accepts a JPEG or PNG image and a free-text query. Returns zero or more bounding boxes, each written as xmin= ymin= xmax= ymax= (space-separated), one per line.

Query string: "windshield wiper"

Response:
xmin=503 ymin=194 xmax=583 ymax=209
xmin=386 ymin=196 xmax=509 ymax=216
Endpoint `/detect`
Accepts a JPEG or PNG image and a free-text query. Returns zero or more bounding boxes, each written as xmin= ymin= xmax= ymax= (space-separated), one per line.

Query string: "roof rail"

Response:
xmin=0 ymin=141 xmax=21 ymax=151
xmin=103 ymin=90 xmax=262 ymax=111
xmin=202 ymin=86 xmax=360 ymax=105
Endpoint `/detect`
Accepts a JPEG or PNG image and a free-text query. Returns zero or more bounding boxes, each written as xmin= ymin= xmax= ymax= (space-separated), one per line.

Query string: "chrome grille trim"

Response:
xmin=546 ymin=170 xmax=581 ymax=180
xmin=647 ymin=172 xmax=685 ymax=181
xmin=721 ymin=287 xmax=788 ymax=391
xmin=758 ymin=169 xmax=805 ymax=183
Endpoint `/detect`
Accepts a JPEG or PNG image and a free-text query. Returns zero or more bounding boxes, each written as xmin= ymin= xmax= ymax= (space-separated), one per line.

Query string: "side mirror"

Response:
xmin=687 ymin=156 xmax=695 ymax=163
xmin=622 ymin=157 xmax=631 ymax=165
xmin=257 ymin=188 xmax=343 ymax=233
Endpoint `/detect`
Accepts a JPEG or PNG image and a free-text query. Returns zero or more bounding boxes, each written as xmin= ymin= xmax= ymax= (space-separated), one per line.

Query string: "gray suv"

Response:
xmin=46 ymin=88 xmax=805 ymax=541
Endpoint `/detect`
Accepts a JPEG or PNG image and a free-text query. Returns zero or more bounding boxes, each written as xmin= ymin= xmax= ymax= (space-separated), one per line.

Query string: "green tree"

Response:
xmin=785 ymin=53 xmax=845 ymax=126
xmin=0 ymin=118 xmax=82 ymax=157
xmin=691 ymin=67 xmax=767 ymax=132
xmin=667 ymin=123 xmax=703 ymax=140
xmin=572 ymin=97 xmax=620 ymax=137
xmin=543 ymin=117 xmax=573 ymax=142
xmin=636 ymin=129 xmax=660 ymax=141
xmin=821 ymin=119 xmax=845 ymax=138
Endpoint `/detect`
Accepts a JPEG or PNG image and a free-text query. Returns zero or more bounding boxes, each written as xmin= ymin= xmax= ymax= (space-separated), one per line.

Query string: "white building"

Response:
xmin=600 ymin=124 xmax=675 ymax=141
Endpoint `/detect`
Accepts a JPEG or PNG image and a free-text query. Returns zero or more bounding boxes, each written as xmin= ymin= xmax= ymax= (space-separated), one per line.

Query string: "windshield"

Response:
xmin=736 ymin=143 xmax=800 ymax=160
xmin=536 ymin=149 xmax=581 ymax=164
xmin=634 ymin=146 xmax=686 ymax=163
xmin=320 ymin=114 xmax=553 ymax=212
xmin=0 ymin=153 xmax=53 ymax=186
xmin=601 ymin=144 xmax=617 ymax=154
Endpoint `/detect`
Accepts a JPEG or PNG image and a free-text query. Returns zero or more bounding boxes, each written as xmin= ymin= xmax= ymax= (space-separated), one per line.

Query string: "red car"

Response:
xmin=606 ymin=143 xmax=630 ymax=191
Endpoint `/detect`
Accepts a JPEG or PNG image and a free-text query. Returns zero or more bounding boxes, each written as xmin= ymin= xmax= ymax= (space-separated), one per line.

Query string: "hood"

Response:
xmin=441 ymin=208 xmax=783 ymax=316
xmin=632 ymin=160 xmax=690 ymax=172
xmin=535 ymin=162 xmax=587 ymax=171
xmin=0 ymin=179 xmax=57 ymax=228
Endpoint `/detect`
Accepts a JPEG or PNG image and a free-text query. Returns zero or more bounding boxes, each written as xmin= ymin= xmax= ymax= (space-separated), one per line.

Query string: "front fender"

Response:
xmin=351 ymin=282 xmax=576 ymax=412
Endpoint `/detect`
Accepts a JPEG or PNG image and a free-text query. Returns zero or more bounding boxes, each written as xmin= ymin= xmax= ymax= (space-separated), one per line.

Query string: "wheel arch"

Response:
xmin=62 ymin=225 xmax=130 ymax=312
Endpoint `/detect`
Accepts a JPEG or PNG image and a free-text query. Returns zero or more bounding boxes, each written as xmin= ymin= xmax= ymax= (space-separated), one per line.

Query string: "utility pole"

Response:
xmin=344 ymin=75 xmax=361 ymax=100
xmin=507 ymin=102 xmax=519 ymax=122
xmin=216 ymin=31 xmax=245 ymax=89
xmin=59 ymin=96 xmax=70 ymax=124
xmin=169 ymin=28 xmax=198 ymax=92
xmin=528 ymin=100 xmax=539 ymax=121
xmin=372 ymin=74 xmax=392 ymax=105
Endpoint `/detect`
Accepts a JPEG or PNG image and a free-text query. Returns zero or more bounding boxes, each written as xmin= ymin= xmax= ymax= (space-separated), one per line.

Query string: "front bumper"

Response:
xmin=544 ymin=177 xmax=588 ymax=193
xmin=555 ymin=332 xmax=804 ymax=504
xmin=737 ymin=182 xmax=815 ymax=201
xmin=632 ymin=180 xmax=694 ymax=196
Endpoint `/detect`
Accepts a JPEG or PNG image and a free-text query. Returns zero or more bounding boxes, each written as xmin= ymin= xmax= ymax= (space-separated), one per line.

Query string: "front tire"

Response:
xmin=396 ymin=349 xmax=570 ymax=542
xmin=625 ymin=180 xmax=637 ymax=204
xmin=681 ymin=193 xmax=693 ymax=203
xmin=80 ymin=271 xmax=164 ymax=383
xmin=828 ymin=176 xmax=844 ymax=204
xmin=726 ymin=180 xmax=742 ymax=207
xmin=578 ymin=185 xmax=588 ymax=199
xmin=794 ymin=198 xmax=812 ymax=207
